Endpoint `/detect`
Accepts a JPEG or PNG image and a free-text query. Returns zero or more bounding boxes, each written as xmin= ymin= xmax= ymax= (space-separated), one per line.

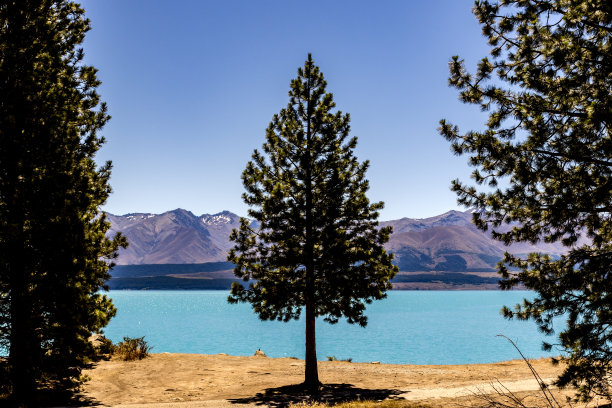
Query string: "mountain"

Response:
xmin=107 ymin=208 xmax=583 ymax=271
xmin=107 ymin=209 xmax=256 ymax=265
xmin=382 ymin=210 xmax=587 ymax=272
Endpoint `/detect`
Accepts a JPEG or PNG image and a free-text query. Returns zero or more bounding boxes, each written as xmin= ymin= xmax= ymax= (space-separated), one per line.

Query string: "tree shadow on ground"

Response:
xmin=0 ymin=392 xmax=103 ymax=407
xmin=37 ymin=388 xmax=104 ymax=407
xmin=36 ymin=364 xmax=105 ymax=407
xmin=229 ymin=383 xmax=406 ymax=408
xmin=62 ymin=394 xmax=104 ymax=407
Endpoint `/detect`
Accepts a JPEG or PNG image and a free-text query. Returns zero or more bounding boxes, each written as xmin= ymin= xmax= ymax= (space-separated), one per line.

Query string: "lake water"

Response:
xmin=103 ymin=290 xmax=564 ymax=365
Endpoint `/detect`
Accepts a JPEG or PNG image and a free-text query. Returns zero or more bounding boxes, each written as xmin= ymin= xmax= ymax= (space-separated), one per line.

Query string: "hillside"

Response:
xmin=107 ymin=209 xmax=257 ymax=265
xmin=104 ymin=208 xmax=587 ymax=290
xmin=380 ymin=210 xmax=584 ymax=272
xmin=108 ymin=208 xmax=578 ymax=271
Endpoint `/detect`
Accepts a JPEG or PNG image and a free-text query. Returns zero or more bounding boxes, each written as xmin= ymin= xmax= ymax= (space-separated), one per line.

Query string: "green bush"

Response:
xmin=114 ymin=336 xmax=151 ymax=361
xmin=326 ymin=356 xmax=352 ymax=363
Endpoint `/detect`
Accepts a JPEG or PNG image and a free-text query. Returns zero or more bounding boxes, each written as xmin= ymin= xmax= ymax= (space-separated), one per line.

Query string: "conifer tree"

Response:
xmin=0 ymin=1 xmax=127 ymax=405
xmin=439 ymin=0 xmax=611 ymax=400
xmin=228 ymin=54 xmax=397 ymax=390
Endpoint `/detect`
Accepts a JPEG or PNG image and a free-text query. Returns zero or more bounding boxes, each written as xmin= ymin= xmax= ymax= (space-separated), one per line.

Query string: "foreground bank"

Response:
xmin=80 ymin=353 xmax=570 ymax=407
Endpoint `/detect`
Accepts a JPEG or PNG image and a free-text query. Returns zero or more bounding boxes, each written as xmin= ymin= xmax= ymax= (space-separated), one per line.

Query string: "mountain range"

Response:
xmin=107 ymin=208 xmax=581 ymax=272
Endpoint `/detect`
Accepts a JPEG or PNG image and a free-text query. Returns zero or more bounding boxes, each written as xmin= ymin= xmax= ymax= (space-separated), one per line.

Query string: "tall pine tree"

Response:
xmin=439 ymin=0 xmax=611 ymax=400
xmin=228 ymin=54 xmax=397 ymax=389
xmin=0 ymin=1 xmax=127 ymax=405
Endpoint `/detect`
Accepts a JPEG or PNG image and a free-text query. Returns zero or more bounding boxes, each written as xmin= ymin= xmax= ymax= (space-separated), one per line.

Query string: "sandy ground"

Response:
xmin=76 ymin=353 xmax=580 ymax=408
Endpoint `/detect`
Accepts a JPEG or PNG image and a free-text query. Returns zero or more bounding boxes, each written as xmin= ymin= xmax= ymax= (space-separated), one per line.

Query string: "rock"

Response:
xmin=88 ymin=334 xmax=103 ymax=347
xmin=254 ymin=349 xmax=267 ymax=357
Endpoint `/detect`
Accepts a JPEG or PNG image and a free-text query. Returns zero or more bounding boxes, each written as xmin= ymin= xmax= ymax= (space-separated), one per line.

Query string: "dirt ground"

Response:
xmin=77 ymin=353 xmax=584 ymax=408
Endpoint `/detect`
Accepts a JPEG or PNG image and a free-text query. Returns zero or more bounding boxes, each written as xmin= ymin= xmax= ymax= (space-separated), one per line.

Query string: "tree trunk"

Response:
xmin=9 ymin=277 xmax=36 ymax=408
xmin=302 ymin=55 xmax=319 ymax=392
xmin=304 ymin=295 xmax=319 ymax=390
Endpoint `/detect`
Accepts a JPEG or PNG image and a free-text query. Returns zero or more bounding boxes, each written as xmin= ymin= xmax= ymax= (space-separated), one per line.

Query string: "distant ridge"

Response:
xmin=381 ymin=210 xmax=586 ymax=272
xmin=107 ymin=209 xmax=257 ymax=265
xmin=107 ymin=208 xmax=583 ymax=271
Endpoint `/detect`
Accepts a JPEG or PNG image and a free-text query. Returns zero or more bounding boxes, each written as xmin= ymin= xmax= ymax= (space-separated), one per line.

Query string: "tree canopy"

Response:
xmin=0 ymin=1 xmax=126 ymax=405
xmin=228 ymin=54 xmax=397 ymax=389
xmin=439 ymin=0 xmax=611 ymax=400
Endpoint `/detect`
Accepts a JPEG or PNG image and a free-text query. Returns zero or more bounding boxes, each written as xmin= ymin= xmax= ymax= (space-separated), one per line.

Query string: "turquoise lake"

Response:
xmin=103 ymin=290 xmax=564 ymax=365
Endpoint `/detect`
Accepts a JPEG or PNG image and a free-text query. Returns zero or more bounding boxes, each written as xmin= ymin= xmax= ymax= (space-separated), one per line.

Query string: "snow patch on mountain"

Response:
xmin=124 ymin=213 xmax=154 ymax=221
xmin=201 ymin=214 xmax=232 ymax=225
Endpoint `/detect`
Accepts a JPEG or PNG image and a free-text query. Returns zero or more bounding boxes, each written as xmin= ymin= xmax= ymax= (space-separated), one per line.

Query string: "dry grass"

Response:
xmin=289 ymin=401 xmax=432 ymax=408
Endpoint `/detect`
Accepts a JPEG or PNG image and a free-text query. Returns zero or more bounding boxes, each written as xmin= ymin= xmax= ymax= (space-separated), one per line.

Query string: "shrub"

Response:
xmin=471 ymin=335 xmax=569 ymax=408
xmin=326 ymin=356 xmax=352 ymax=363
xmin=113 ymin=336 xmax=151 ymax=361
xmin=94 ymin=335 xmax=115 ymax=357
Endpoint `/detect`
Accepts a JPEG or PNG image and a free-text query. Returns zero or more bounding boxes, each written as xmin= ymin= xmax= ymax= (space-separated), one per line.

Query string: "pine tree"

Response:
xmin=0 ymin=1 xmax=127 ymax=405
xmin=439 ymin=0 xmax=611 ymax=400
xmin=228 ymin=54 xmax=397 ymax=390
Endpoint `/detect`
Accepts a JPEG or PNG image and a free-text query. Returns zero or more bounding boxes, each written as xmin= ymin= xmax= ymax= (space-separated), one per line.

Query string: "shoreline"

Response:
xmin=114 ymin=351 xmax=559 ymax=367
xmin=105 ymin=286 xmax=526 ymax=291
xmin=109 ymin=267 xmax=509 ymax=291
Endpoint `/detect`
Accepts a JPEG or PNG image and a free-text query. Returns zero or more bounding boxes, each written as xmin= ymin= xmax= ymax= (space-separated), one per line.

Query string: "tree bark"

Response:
xmin=304 ymin=293 xmax=319 ymax=390
xmin=7 ymin=204 xmax=36 ymax=407
xmin=9 ymin=269 xmax=36 ymax=407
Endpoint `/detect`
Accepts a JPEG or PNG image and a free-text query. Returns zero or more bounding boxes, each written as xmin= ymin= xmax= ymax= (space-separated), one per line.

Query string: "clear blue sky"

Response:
xmin=81 ymin=0 xmax=491 ymax=220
